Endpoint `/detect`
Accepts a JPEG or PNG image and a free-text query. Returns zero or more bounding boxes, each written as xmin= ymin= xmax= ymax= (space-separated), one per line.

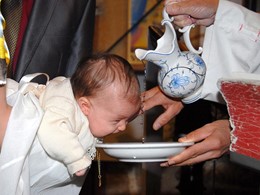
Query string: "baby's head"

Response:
xmin=70 ymin=53 xmax=141 ymax=137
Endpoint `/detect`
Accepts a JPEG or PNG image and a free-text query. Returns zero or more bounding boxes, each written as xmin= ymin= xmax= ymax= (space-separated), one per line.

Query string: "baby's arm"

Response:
xmin=37 ymin=98 xmax=91 ymax=176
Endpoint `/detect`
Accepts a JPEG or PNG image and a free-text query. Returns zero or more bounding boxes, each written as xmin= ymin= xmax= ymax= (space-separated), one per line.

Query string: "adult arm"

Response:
xmin=166 ymin=0 xmax=260 ymax=102
xmin=201 ymin=0 xmax=260 ymax=102
xmin=147 ymin=0 xmax=260 ymax=166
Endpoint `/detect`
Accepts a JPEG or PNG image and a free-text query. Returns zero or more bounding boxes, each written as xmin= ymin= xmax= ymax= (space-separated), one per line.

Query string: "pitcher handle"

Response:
xmin=179 ymin=25 xmax=203 ymax=54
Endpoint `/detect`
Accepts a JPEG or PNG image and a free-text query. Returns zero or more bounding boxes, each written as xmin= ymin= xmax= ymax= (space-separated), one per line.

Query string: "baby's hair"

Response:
xmin=70 ymin=53 xmax=140 ymax=102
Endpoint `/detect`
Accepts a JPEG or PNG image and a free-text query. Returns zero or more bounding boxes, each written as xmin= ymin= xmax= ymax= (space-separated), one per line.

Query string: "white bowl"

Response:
xmin=96 ymin=142 xmax=194 ymax=162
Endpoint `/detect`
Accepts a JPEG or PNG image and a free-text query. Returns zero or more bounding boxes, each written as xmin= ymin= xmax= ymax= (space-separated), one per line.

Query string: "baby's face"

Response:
xmin=86 ymin=84 xmax=141 ymax=138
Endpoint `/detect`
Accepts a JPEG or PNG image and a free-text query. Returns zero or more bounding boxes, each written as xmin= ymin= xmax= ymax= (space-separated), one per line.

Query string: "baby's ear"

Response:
xmin=77 ymin=97 xmax=91 ymax=115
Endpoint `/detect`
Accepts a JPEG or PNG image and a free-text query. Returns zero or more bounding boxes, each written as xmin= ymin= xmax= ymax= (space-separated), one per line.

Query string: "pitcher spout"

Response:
xmin=134 ymin=16 xmax=179 ymax=67
xmin=134 ymin=25 xmax=177 ymax=57
xmin=135 ymin=48 xmax=149 ymax=61
xmin=134 ymin=48 xmax=171 ymax=65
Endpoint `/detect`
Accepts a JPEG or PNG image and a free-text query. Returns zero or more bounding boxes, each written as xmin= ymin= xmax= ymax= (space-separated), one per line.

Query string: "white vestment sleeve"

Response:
xmin=201 ymin=0 xmax=260 ymax=103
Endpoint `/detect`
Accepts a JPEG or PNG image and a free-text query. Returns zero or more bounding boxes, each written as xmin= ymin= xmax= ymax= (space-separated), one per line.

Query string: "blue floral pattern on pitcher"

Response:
xmin=170 ymin=73 xmax=190 ymax=89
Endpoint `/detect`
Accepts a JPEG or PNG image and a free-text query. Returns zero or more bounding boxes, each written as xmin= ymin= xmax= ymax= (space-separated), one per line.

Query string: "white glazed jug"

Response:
xmin=135 ymin=8 xmax=206 ymax=104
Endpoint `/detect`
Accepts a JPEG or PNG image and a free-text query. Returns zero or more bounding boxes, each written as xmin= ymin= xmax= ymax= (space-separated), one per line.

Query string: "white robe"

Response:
xmin=201 ymin=0 xmax=260 ymax=103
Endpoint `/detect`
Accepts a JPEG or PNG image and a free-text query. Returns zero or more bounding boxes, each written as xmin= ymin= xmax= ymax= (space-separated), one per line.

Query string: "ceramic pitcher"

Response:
xmin=135 ymin=8 xmax=206 ymax=104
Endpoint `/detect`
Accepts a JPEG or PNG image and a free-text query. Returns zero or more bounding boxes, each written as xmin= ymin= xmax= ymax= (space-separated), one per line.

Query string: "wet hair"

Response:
xmin=70 ymin=53 xmax=140 ymax=102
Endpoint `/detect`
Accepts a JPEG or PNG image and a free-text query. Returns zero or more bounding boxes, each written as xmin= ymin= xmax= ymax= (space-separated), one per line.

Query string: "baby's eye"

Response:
xmin=111 ymin=120 xmax=121 ymax=124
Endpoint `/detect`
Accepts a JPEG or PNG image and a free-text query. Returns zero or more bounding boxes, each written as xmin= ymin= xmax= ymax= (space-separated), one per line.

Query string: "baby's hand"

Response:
xmin=75 ymin=169 xmax=87 ymax=176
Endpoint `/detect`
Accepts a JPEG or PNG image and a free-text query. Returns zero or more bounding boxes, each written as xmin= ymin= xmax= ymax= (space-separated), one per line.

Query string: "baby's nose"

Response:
xmin=118 ymin=123 xmax=127 ymax=131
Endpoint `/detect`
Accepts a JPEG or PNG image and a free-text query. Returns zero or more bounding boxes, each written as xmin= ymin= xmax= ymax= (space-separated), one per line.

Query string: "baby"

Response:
xmin=1 ymin=53 xmax=141 ymax=178
xmin=37 ymin=53 xmax=141 ymax=176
